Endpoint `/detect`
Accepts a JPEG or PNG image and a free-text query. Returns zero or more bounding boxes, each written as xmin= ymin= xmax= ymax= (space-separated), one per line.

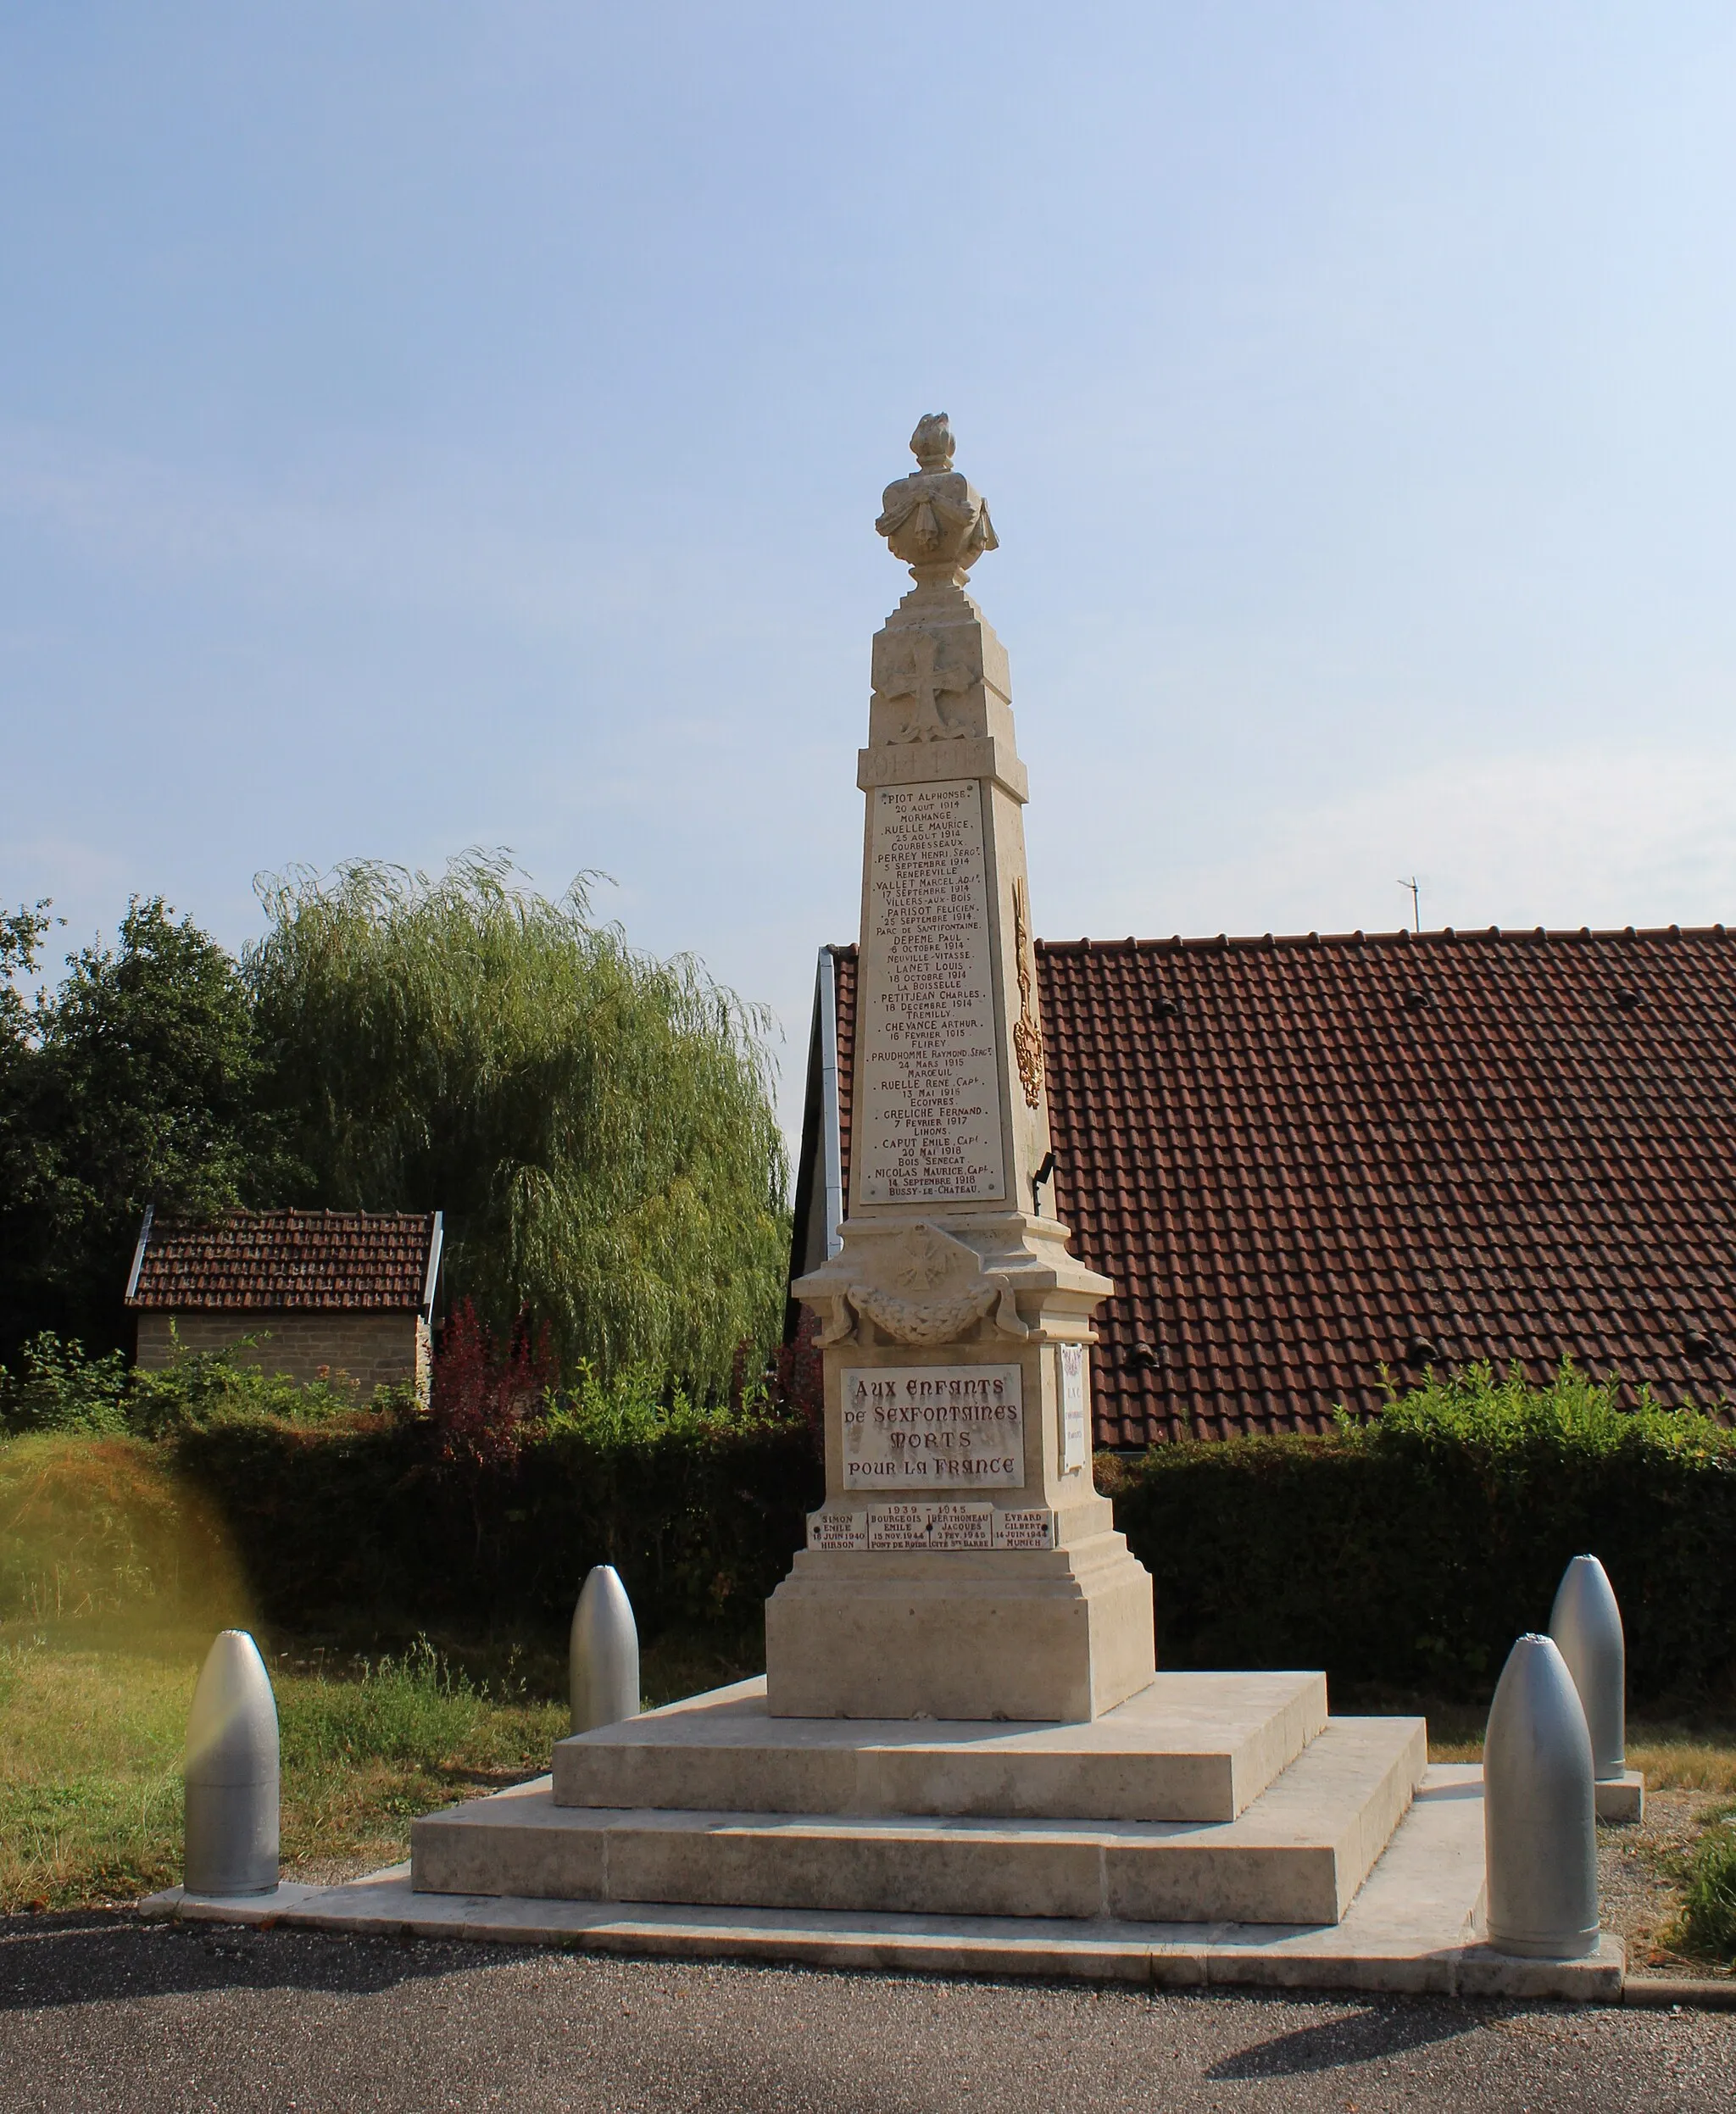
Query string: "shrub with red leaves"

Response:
xmin=430 ymin=1298 xmax=558 ymax=1468
xmin=767 ymin=1307 xmax=823 ymax=1440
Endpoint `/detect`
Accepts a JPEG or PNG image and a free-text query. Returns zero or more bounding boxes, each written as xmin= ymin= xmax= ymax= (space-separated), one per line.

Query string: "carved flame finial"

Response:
xmin=876 ymin=414 xmax=999 ymax=585
xmin=910 ymin=412 xmax=955 ymax=472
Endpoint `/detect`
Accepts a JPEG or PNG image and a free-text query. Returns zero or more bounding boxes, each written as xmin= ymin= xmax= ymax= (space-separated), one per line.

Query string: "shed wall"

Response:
xmin=136 ymin=1311 xmax=431 ymax=1397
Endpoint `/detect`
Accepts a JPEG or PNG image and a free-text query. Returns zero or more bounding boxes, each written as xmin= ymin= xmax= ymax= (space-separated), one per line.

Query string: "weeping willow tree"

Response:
xmin=247 ymin=854 xmax=789 ymax=1397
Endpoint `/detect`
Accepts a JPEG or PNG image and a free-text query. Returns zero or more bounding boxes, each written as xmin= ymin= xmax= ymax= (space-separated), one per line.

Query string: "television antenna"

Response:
xmin=1398 ymin=876 xmax=1421 ymax=933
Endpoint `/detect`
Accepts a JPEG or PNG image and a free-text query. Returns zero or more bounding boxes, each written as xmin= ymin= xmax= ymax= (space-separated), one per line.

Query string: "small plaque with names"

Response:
xmin=1060 ymin=1343 xmax=1089 ymax=1474
xmin=806 ymin=1510 xmax=867 ymax=1550
xmin=842 ymin=1364 xmax=1023 ymax=1489
xmin=926 ymin=1503 xmax=993 ymax=1550
xmin=807 ymin=1503 xmax=1051 ymax=1552
xmin=993 ymin=1509 xmax=1056 ymax=1549
xmin=865 ymin=1505 xmax=932 ymax=1550
xmin=863 ymin=1503 xmax=994 ymax=1551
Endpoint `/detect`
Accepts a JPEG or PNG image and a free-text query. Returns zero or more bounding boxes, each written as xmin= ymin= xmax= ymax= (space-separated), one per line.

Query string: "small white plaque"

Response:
xmin=993 ymin=1508 xmax=1055 ymax=1549
xmin=1060 ymin=1343 xmax=1088 ymax=1475
xmin=807 ymin=1509 xmax=867 ymax=1550
xmin=866 ymin=1504 xmax=934 ymax=1550
xmin=842 ymin=1365 xmax=1024 ymax=1490
xmin=926 ymin=1502 xmax=993 ymax=1550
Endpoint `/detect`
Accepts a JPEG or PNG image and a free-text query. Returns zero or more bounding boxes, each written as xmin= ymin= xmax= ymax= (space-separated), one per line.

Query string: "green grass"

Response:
xmin=0 ymin=1623 xmax=570 ymax=1911
xmin=0 ymin=1427 xmax=765 ymax=1913
xmin=0 ymin=1616 xmax=762 ymax=1914
xmin=1675 ymin=1810 xmax=1736 ymax=1962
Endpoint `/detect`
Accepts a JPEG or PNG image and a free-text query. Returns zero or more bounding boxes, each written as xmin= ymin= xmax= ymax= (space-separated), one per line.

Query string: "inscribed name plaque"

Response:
xmin=1060 ymin=1343 xmax=1089 ymax=1473
xmin=855 ymin=780 xmax=1006 ymax=1203
xmin=841 ymin=1364 xmax=1023 ymax=1488
xmin=806 ymin=1504 xmax=1056 ymax=1552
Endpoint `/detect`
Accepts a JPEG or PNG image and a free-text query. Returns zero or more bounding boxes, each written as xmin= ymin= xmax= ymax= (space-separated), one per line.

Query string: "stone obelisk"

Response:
xmin=768 ymin=414 xmax=1156 ymax=1722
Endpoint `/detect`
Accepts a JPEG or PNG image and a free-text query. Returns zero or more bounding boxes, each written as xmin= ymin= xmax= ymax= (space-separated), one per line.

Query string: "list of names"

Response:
xmin=855 ymin=781 xmax=1005 ymax=1203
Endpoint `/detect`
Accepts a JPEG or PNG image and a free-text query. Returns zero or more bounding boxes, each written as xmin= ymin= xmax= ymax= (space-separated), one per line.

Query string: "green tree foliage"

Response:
xmin=0 ymin=905 xmax=57 ymax=1286
xmin=248 ymin=854 xmax=788 ymax=1395
xmin=0 ymin=898 xmax=280 ymax=1359
xmin=0 ymin=904 xmax=52 ymax=1039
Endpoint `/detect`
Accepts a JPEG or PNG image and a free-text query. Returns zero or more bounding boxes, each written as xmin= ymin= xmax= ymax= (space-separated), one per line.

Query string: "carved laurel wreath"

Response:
xmin=846 ymin=1282 xmax=1000 ymax=1344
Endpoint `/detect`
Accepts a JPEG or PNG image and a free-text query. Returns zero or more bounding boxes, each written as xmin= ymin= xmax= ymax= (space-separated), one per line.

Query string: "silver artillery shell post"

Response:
xmin=570 ymin=1563 xmax=641 ymax=1733
xmin=1483 ymin=1632 xmax=1600 ymax=1959
xmin=1549 ymin=1553 xmax=1626 ymax=1782
xmin=183 ymin=1629 xmax=280 ymax=1897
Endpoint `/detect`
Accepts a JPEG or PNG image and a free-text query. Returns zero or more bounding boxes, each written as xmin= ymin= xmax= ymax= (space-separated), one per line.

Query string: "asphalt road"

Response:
xmin=2 ymin=1912 xmax=1733 ymax=2112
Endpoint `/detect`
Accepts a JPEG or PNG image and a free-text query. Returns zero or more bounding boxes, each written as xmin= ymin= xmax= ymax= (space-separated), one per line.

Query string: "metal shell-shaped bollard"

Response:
xmin=570 ymin=1564 xmax=640 ymax=1733
xmin=1483 ymin=1633 xmax=1599 ymax=1959
xmin=1549 ymin=1554 xmax=1626 ymax=1782
xmin=184 ymin=1629 xmax=280 ymax=1897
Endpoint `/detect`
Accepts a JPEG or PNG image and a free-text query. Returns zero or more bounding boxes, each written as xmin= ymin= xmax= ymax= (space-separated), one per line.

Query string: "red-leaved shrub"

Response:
xmin=430 ymin=1299 xmax=558 ymax=1469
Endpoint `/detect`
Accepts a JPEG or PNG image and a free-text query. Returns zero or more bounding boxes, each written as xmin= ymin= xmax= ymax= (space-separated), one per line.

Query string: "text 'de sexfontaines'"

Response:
xmin=841 ymin=1363 xmax=1023 ymax=1488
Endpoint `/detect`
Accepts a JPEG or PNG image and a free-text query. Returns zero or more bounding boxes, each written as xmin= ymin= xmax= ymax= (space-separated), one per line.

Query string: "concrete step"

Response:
xmin=554 ymin=1672 xmax=1327 ymax=1825
xmin=415 ymin=1715 xmax=1426 ymax=1927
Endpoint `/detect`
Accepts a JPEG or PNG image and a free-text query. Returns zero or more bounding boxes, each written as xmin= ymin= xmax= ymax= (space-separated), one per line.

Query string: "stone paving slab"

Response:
xmin=140 ymin=1765 xmax=1624 ymax=2001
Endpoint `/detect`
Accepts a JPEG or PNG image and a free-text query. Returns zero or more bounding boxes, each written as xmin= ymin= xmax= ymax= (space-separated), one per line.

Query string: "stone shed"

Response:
xmin=125 ymin=1207 xmax=443 ymax=1398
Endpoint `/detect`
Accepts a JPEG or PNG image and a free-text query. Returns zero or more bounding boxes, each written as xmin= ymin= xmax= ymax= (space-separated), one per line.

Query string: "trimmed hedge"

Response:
xmin=1102 ymin=1368 xmax=1736 ymax=1704
xmin=13 ymin=1360 xmax=1732 ymax=1704
xmin=170 ymin=1410 xmax=823 ymax=1642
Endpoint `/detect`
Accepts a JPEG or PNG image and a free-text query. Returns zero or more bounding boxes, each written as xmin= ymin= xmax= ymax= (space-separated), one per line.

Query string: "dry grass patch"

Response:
xmin=1426 ymin=1715 xmax=1736 ymax=1790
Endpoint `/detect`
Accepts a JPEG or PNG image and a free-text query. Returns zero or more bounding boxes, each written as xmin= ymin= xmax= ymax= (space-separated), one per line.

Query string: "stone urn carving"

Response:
xmin=875 ymin=413 xmax=999 ymax=585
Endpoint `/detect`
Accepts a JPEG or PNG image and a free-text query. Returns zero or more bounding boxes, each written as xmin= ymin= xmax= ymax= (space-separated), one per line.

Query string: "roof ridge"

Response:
xmin=147 ymin=1205 xmax=437 ymax=1226
xmin=830 ymin=926 xmax=1733 ymax=959
xmin=1034 ymin=923 xmax=1733 ymax=954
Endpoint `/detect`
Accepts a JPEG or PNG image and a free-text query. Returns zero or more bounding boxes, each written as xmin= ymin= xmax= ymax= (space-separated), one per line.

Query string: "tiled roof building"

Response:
xmin=789 ymin=928 xmax=1736 ymax=1447
xmin=125 ymin=1208 xmax=442 ymax=1397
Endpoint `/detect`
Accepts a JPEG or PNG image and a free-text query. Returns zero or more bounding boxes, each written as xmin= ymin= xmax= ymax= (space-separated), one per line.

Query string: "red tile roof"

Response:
xmin=821 ymin=927 xmax=1736 ymax=1444
xmin=126 ymin=1209 xmax=442 ymax=1313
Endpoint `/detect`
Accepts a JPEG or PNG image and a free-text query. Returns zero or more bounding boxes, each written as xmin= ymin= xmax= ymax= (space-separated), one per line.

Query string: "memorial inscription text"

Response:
xmin=841 ymin=1363 xmax=1023 ymax=1488
xmin=855 ymin=780 xmax=1005 ymax=1203
xmin=807 ymin=1503 xmax=1056 ymax=1552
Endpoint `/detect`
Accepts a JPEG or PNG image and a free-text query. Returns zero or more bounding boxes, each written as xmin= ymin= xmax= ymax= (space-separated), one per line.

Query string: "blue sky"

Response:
xmin=4 ymin=3 xmax=1736 ymax=1135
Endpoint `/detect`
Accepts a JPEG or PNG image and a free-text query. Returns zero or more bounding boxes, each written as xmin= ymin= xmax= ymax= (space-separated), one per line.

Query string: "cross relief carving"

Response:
xmin=875 ymin=631 xmax=976 ymax=743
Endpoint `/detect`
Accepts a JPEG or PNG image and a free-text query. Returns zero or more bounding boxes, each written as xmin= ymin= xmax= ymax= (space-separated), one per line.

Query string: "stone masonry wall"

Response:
xmin=136 ymin=1311 xmax=431 ymax=1398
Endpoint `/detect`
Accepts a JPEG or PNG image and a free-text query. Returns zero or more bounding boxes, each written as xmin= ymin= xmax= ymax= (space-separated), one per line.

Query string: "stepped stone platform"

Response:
xmin=409 ymin=1672 xmax=1423 ymax=1930
xmin=417 ymin=1722 xmax=1422 ymax=1927
xmin=142 ymin=1766 xmax=1626 ymax=2000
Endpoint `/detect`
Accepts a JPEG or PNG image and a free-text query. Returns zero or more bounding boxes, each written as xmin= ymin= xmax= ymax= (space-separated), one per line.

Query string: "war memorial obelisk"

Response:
xmin=403 ymin=423 xmax=1479 ymax=1984
xmin=164 ymin=415 xmax=1604 ymax=1995
xmin=770 ymin=413 xmax=1156 ymax=1722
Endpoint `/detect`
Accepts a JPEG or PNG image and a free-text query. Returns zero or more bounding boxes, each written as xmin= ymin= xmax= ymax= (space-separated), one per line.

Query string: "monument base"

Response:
xmin=763 ymin=1527 xmax=1156 ymax=1722
xmin=409 ymin=1673 xmax=1426 ymax=1929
